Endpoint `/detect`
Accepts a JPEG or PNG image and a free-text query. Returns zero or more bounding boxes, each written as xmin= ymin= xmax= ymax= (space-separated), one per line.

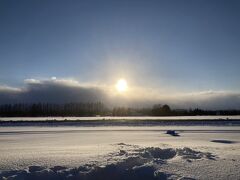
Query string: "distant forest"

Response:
xmin=0 ymin=103 xmax=240 ymax=117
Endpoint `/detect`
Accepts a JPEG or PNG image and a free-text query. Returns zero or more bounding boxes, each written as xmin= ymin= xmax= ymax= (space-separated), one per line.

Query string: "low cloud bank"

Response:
xmin=0 ymin=78 xmax=240 ymax=109
xmin=170 ymin=91 xmax=240 ymax=110
xmin=0 ymin=78 xmax=107 ymax=104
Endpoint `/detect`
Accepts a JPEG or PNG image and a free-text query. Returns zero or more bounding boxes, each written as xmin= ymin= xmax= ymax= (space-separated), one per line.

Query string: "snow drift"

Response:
xmin=0 ymin=143 xmax=216 ymax=180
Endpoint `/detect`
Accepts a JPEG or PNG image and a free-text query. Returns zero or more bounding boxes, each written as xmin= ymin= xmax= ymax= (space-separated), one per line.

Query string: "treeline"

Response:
xmin=151 ymin=105 xmax=240 ymax=116
xmin=112 ymin=104 xmax=240 ymax=116
xmin=0 ymin=103 xmax=240 ymax=117
xmin=0 ymin=102 xmax=107 ymax=117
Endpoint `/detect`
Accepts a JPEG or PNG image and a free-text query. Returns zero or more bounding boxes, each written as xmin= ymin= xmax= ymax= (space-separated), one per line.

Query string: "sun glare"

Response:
xmin=116 ymin=79 xmax=128 ymax=93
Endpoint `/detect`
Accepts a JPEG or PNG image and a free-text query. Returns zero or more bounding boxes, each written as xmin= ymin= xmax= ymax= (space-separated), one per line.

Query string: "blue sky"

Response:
xmin=0 ymin=0 xmax=240 ymax=108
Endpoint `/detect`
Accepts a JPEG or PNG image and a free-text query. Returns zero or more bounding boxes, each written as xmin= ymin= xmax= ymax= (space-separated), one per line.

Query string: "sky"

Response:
xmin=0 ymin=0 xmax=240 ymax=109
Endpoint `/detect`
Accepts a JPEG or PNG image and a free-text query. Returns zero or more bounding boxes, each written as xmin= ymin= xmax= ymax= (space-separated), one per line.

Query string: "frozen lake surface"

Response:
xmin=0 ymin=119 xmax=240 ymax=179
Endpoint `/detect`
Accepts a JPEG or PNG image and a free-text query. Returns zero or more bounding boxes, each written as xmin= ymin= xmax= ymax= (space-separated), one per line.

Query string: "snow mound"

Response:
xmin=176 ymin=147 xmax=216 ymax=160
xmin=0 ymin=145 xmax=216 ymax=180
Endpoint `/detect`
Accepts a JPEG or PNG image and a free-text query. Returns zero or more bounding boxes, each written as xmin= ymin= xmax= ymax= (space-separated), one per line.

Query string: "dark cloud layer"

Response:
xmin=0 ymin=79 xmax=107 ymax=104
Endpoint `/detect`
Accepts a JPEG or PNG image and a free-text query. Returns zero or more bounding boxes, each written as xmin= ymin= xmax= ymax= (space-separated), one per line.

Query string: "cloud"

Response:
xmin=0 ymin=85 xmax=22 ymax=104
xmin=166 ymin=91 xmax=240 ymax=110
xmin=0 ymin=78 xmax=239 ymax=109
xmin=0 ymin=78 xmax=107 ymax=104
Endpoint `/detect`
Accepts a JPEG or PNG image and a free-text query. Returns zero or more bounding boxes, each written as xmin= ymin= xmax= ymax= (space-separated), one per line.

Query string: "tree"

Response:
xmin=152 ymin=104 xmax=172 ymax=116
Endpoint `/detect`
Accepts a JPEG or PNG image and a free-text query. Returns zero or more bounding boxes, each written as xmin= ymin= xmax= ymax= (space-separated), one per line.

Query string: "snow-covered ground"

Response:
xmin=0 ymin=115 xmax=240 ymax=121
xmin=0 ymin=124 xmax=239 ymax=180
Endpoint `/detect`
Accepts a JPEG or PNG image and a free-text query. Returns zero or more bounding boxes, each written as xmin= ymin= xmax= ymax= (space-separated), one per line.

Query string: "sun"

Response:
xmin=116 ymin=79 xmax=128 ymax=93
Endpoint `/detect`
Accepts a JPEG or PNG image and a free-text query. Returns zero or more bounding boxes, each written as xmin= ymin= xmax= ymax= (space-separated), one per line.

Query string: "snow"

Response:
xmin=0 ymin=115 xmax=240 ymax=121
xmin=0 ymin=123 xmax=239 ymax=179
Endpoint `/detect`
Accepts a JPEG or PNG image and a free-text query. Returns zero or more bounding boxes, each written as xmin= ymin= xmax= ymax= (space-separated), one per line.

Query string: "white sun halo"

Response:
xmin=116 ymin=79 xmax=128 ymax=93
